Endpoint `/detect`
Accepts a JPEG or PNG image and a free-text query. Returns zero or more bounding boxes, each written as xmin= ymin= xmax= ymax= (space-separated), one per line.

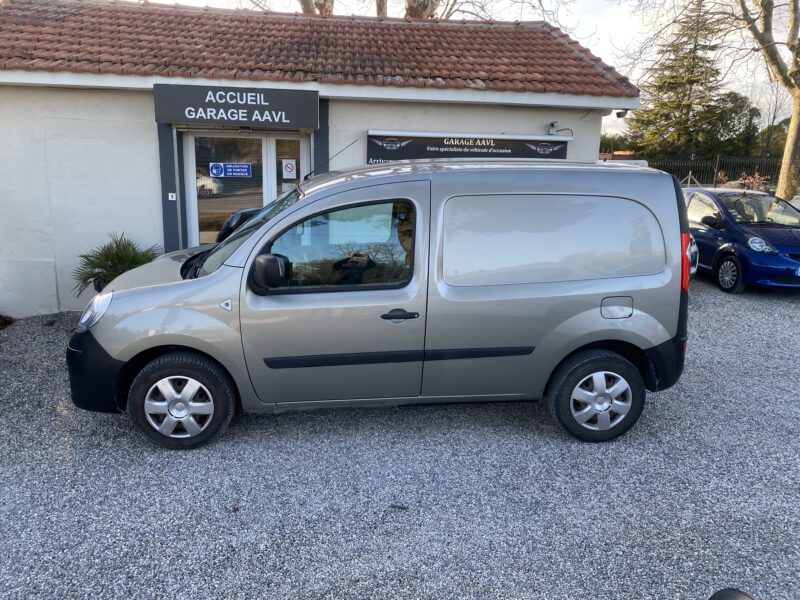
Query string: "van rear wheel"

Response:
xmin=546 ymin=350 xmax=645 ymax=442
xmin=128 ymin=352 xmax=236 ymax=449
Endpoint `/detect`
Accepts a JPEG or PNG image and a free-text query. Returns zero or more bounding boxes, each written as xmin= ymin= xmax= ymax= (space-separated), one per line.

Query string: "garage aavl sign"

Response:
xmin=154 ymin=84 xmax=319 ymax=129
xmin=368 ymin=134 xmax=568 ymax=163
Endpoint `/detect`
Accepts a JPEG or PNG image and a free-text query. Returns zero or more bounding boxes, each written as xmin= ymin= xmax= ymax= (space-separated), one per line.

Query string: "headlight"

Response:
xmin=747 ymin=236 xmax=778 ymax=254
xmin=76 ymin=291 xmax=113 ymax=332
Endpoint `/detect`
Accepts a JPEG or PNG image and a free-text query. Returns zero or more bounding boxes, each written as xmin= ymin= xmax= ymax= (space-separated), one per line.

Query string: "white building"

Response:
xmin=0 ymin=0 xmax=639 ymax=316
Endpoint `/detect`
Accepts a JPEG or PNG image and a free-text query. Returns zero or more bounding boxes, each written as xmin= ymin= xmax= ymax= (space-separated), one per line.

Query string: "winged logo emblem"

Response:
xmin=370 ymin=138 xmax=413 ymax=151
xmin=525 ymin=142 xmax=565 ymax=155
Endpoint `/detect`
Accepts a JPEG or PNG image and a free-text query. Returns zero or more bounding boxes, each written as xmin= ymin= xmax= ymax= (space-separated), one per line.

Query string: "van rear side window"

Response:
xmin=442 ymin=194 xmax=666 ymax=286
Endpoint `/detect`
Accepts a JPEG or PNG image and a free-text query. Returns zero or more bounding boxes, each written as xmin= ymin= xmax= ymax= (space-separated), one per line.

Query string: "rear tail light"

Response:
xmin=680 ymin=232 xmax=691 ymax=292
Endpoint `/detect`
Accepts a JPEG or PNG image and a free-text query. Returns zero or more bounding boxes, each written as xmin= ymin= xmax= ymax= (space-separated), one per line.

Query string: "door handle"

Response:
xmin=381 ymin=309 xmax=419 ymax=321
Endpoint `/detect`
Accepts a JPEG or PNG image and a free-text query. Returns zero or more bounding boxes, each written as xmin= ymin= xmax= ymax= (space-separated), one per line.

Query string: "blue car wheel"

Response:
xmin=716 ymin=255 xmax=745 ymax=294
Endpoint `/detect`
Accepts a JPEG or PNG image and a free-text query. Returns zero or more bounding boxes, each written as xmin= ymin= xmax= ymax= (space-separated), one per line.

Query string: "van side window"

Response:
xmin=442 ymin=194 xmax=666 ymax=286
xmin=268 ymin=201 xmax=415 ymax=291
xmin=687 ymin=194 xmax=719 ymax=223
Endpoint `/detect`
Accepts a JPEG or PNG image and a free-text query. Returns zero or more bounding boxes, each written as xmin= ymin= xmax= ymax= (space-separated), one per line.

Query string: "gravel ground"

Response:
xmin=1 ymin=277 xmax=799 ymax=599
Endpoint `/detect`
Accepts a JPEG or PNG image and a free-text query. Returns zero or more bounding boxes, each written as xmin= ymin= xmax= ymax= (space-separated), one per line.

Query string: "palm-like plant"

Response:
xmin=73 ymin=232 xmax=161 ymax=296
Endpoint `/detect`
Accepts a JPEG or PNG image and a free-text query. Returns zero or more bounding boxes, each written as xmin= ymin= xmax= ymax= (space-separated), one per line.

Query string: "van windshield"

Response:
xmin=196 ymin=187 xmax=301 ymax=277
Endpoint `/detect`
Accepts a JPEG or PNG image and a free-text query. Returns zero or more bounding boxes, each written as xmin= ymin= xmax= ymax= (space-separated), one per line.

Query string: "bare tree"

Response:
xmin=419 ymin=0 xmax=571 ymax=22
xmin=248 ymin=0 xmax=570 ymax=23
xmin=755 ymin=80 xmax=791 ymax=157
xmin=272 ymin=0 xmax=333 ymax=15
xmin=405 ymin=0 xmax=439 ymax=18
xmin=736 ymin=1 xmax=800 ymax=197
xmin=314 ymin=0 xmax=335 ymax=14
xmin=627 ymin=0 xmax=800 ymax=199
xmin=298 ymin=0 xmax=315 ymax=12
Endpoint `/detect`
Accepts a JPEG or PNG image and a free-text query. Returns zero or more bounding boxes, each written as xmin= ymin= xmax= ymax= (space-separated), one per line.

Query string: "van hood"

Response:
xmin=740 ymin=225 xmax=800 ymax=248
xmin=106 ymin=245 xmax=213 ymax=291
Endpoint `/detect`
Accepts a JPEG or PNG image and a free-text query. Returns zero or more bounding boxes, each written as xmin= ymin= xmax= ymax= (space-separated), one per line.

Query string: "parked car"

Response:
xmin=67 ymin=160 xmax=690 ymax=449
xmin=684 ymin=187 xmax=800 ymax=293
xmin=689 ymin=232 xmax=699 ymax=276
xmin=216 ymin=207 xmax=260 ymax=242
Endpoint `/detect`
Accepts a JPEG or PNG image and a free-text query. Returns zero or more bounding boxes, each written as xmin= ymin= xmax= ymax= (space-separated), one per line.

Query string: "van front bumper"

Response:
xmin=66 ymin=330 xmax=124 ymax=413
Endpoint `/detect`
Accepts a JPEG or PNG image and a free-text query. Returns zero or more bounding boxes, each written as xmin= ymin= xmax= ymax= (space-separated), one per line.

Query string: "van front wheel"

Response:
xmin=546 ymin=350 xmax=645 ymax=442
xmin=128 ymin=352 xmax=236 ymax=449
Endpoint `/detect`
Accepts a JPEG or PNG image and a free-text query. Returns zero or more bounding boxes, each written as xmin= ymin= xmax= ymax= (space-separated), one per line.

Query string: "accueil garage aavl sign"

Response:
xmin=367 ymin=133 xmax=569 ymax=163
xmin=154 ymin=84 xmax=319 ymax=129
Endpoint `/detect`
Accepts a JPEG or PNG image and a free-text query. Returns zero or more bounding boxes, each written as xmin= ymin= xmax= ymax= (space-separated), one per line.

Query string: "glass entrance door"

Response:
xmin=193 ymin=136 xmax=264 ymax=244
xmin=184 ymin=133 xmax=310 ymax=247
xmin=275 ymin=138 xmax=302 ymax=197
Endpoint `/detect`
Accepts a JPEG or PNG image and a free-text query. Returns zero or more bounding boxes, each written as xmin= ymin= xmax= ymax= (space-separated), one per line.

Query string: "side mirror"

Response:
xmin=251 ymin=254 xmax=288 ymax=294
xmin=701 ymin=215 xmax=720 ymax=228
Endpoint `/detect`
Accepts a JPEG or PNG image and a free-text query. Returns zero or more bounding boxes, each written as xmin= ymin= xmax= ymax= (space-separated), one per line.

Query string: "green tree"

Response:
xmin=599 ymin=132 xmax=631 ymax=154
xmin=628 ymin=0 xmax=800 ymax=199
xmin=627 ymin=0 xmax=722 ymax=159
xmin=758 ymin=117 xmax=790 ymax=158
xmin=704 ymin=91 xmax=761 ymax=156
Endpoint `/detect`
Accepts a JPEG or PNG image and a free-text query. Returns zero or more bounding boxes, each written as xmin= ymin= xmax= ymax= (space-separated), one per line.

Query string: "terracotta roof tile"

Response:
xmin=0 ymin=0 xmax=638 ymax=98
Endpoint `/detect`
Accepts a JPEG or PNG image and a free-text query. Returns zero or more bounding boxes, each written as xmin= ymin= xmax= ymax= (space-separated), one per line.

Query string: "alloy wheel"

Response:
xmin=143 ymin=376 xmax=215 ymax=438
xmin=569 ymin=371 xmax=632 ymax=431
xmin=718 ymin=260 xmax=738 ymax=289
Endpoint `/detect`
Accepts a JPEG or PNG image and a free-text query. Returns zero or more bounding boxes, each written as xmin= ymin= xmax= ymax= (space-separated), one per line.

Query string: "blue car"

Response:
xmin=684 ymin=188 xmax=800 ymax=293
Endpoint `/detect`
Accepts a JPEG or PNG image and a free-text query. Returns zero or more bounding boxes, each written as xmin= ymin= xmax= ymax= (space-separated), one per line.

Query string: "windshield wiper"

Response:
xmin=181 ymin=248 xmax=213 ymax=279
xmin=190 ymin=251 xmax=211 ymax=278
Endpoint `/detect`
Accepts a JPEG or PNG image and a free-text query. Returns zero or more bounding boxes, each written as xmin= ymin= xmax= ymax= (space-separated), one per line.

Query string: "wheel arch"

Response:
xmin=713 ymin=242 xmax=745 ymax=270
xmin=115 ymin=345 xmax=243 ymax=412
xmin=543 ymin=339 xmax=658 ymax=397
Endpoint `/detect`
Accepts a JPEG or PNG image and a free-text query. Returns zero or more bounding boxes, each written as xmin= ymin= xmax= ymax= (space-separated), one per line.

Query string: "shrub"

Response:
xmin=73 ymin=232 xmax=160 ymax=296
xmin=739 ymin=170 xmax=770 ymax=192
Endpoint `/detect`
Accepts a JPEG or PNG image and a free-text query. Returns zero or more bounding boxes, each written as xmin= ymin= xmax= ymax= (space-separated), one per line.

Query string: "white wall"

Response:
xmin=0 ymin=87 xmax=163 ymax=317
xmin=327 ymin=100 xmax=604 ymax=170
xmin=0 ymin=87 xmax=606 ymax=318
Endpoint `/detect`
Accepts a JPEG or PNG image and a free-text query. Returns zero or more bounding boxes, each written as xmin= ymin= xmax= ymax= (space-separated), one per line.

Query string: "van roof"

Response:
xmin=301 ymin=158 xmax=661 ymax=194
xmin=684 ymin=187 xmax=769 ymax=196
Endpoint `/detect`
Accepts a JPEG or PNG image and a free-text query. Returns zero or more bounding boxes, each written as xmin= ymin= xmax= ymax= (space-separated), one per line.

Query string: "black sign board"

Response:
xmin=367 ymin=134 xmax=568 ymax=163
xmin=154 ymin=84 xmax=319 ymax=129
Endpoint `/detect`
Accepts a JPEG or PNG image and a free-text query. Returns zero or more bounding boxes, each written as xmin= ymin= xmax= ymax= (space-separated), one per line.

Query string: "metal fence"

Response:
xmin=646 ymin=156 xmax=791 ymax=190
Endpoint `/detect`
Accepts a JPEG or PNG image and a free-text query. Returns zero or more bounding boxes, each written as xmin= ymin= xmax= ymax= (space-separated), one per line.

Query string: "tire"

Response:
xmin=546 ymin=350 xmax=645 ymax=442
xmin=128 ymin=352 xmax=236 ymax=449
xmin=708 ymin=589 xmax=757 ymax=600
xmin=715 ymin=255 xmax=746 ymax=294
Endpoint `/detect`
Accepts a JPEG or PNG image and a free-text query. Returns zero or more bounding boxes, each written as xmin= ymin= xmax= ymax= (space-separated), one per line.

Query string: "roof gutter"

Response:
xmin=0 ymin=70 xmax=641 ymax=110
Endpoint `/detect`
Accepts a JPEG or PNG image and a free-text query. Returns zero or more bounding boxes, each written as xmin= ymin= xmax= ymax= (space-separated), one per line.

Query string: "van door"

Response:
xmin=240 ymin=181 xmax=430 ymax=406
xmin=422 ymin=189 xmax=668 ymax=400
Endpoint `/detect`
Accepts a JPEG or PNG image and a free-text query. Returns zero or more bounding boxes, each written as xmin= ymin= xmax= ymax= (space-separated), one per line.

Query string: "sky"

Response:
xmin=141 ymin=0 xmax=782 ymax=134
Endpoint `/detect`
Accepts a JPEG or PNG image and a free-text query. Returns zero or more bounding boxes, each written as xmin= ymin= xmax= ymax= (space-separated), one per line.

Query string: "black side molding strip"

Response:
xmin=425 ymin=347 xmax=534 ymax=361
xmin=263 ymin=347 xmax=535 ymax=369
xmin=264 ymin=350 xmax=424 ymax=369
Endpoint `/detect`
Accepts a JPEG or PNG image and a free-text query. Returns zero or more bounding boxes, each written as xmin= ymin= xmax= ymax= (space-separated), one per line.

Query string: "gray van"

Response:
xmin=67 ymin=160 xmax=690 ymax=449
